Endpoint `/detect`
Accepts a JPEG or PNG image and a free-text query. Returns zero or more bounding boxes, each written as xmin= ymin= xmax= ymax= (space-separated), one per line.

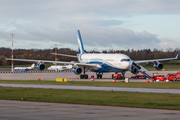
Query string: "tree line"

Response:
xmin=0 ymin=47 xmax=180 ymax=66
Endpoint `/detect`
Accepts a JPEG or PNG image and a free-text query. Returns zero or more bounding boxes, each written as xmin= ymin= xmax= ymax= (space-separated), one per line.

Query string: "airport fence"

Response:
xmin=0 ymin=70 xmax=91 ymax=74
xmin=0 ymin=70 xmax=73 ymax=74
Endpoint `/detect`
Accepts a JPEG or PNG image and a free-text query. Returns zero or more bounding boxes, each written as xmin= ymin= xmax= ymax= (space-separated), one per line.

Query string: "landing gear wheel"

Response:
xmin=80 ymin=75 xmax=84 ymax=79
xmin=100 ymin=75 xmax=102 ymax=79
xmin=97 ymin=74 xmax=100 ymax=79
xmin=79 ymin=67 xmax=88 ymax=79
xmin=84 ymin=74 xmax=88 ymax=79
xmin=80 ymin=74 xmax=88 ymax=79
xmin=96 ymin=72 xmax=103 ymax=79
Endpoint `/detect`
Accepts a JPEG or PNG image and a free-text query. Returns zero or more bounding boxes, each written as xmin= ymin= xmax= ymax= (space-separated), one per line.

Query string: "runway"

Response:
xmin=0 ymin=71 xmax=174 ymax=82
xmin=0 ymin=100 xmax=180 ymax=120
xmin=0 ymin=83 xmax=180 ymax=94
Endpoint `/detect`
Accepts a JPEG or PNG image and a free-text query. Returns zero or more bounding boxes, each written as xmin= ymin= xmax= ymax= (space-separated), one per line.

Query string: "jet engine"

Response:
xmin=37 ymin=63 xmax=45 ymax=71
xmin=130 ymin=66 xmax=139 ymax=74
xmin=73 ymin=67 xmax=82 ymax=75
xmin=154 ymin=62 xmax=164 ymax=70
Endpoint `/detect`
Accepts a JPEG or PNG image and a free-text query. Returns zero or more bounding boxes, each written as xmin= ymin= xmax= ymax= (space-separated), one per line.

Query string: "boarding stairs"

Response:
xmin=132 ymin=62 xmax=152 ymax=77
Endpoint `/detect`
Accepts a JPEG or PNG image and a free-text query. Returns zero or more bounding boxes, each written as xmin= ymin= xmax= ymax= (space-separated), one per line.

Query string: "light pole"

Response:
xmin=10 ymin=33 xmax=15 ymax=72
xmin=54 ymin=44 xmax=58 ymax=71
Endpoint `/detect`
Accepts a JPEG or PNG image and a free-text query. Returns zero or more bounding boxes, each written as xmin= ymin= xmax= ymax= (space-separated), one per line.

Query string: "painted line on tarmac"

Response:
xmin=0 ymin=83 xmax=180 ymax=94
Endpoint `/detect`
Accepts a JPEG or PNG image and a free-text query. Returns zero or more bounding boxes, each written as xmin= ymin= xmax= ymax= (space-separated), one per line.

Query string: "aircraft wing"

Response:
xmin=135 ymin=54 xmax=179 ymax=64
xmin=2 ymin=55 xmax=78 ymax=64
xmin=2 ymin=55 xmax=101 ymax=69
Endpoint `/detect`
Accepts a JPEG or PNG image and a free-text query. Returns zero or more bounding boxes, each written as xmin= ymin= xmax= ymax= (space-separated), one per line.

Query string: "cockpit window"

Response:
xmin=121 ymin=59 xmax=131 ymax=62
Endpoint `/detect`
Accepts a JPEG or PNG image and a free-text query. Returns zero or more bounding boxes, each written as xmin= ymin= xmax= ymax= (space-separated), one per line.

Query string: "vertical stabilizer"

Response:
xmin=31 ymin=63 xmax=35 ymax=68
xmin=77 ymin=30 xmax=86 ymax=54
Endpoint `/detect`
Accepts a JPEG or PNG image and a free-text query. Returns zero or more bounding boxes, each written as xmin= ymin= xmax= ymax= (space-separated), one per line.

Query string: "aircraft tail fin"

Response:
xmin=77 ymin=30 xmax=86 ymax=54
xmin=31 ymin=63 xmax=35 ymax=68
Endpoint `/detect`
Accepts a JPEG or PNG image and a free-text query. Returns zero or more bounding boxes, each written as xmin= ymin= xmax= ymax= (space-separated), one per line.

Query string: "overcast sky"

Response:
xmin=0 ymin=0 xmax=180 ymax=52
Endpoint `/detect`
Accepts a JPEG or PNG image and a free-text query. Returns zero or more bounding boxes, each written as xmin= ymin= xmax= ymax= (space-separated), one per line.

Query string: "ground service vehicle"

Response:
xmin=167 ymin=69 xmax=180 ymax=81
xmin=176 ymin=74 xmax=180 ymax=80
xmin=151 ymin=73 xmax=167 ymax=81
xmin=112 ymin=74 xmax=123 ymax=80
xmin=167 ymin=74 xmax=177 ymax=81
xmin=176 ymin=69 xmax=180 ymax=81
xmin=131 ymin=75 xmax=148 ymax=79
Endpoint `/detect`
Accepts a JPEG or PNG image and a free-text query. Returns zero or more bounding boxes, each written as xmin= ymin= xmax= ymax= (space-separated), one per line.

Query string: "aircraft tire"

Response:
xmin=100 ymin=75 xmax=102 ymax=79
xmin=97 ymin=74 xmax=99 ymax=79
xmin=80 ymin=75 xmax=84 ymax=79
xmin=85 ymin=75 xmax=88 ymax=79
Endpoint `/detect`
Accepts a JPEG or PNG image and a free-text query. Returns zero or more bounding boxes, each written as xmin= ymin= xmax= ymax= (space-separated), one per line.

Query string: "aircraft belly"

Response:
xmin=88 ymin=61 xmax=125 ymax=72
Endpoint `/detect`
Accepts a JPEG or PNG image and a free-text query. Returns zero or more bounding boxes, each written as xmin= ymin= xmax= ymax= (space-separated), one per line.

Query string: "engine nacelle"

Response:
xmin=73 ymin=67 xmax=82 ymax=75
xmin=154 ymin=62 xmax=164 ymax=70
xmin=130 ymin=67 xmax=139 ymax=74
xmin=37 ymin=63 xmax=45 ymax=71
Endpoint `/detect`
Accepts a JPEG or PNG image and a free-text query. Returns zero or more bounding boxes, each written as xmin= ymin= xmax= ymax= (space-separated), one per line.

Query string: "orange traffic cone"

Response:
xmin=21 ymin=97 xmax=24 ymax=100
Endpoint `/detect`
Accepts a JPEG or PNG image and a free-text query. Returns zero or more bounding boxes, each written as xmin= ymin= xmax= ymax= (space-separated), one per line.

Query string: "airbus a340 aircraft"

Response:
xmin=3 ymin=30 xmax=178 ymax=79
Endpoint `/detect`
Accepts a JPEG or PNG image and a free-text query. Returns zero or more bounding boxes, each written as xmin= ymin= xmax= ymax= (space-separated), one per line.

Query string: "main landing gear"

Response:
xmin=80 ymin=67 xmax=88 ymax=79
xmin=96 ymin=72 xmax=103 ymax=79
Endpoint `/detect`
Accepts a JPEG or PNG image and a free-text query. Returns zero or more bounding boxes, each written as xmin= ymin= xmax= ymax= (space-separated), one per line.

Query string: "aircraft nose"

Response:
xmin=125 ymin=61 xmax=132 ymax=69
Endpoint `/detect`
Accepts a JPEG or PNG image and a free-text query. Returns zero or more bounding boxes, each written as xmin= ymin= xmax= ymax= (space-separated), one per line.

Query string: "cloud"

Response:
xmin=0 ymin=0 xmax=180 ymax=51
xmin=1 ymin=0 xmax=180 ymax=19
xmin=160 ymin=37 xmax=180 ymax=50
xmin=80 ymin=28 xmax=161 ymax=50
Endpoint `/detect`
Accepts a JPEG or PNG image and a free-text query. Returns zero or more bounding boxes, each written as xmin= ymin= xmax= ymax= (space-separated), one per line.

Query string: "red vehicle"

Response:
xmin=167 ymin=74 xmax=177 ymax=81
xmin=166 ymin=69 xmax=180 ymax=81
xmin=176 ymin=74 xmax=180 ymax=81
xmin=176 ymin=69 xmax=180 ymax=81
xmin=131 ymin=75 xmax=147 ymax=79
xmin=152 ymin=73 xmax=167 ymax=81
xmin=112 ymin=74 xmax=123 ymax=80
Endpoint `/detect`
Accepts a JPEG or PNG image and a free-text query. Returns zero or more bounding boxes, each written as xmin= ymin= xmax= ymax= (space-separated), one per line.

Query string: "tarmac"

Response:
xmin=0 ymin=100 xmax=180 ymax=120
xmin=0 ymin=70 xmax=175 ymax=82
xmin=0 ymin=70 xmax=180 ymax=120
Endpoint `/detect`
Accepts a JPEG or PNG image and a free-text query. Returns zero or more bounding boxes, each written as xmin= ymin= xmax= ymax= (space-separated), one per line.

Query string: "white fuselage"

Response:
xmin=78 ymin=53 xmax=132 ymax=72
xmin=48 ymin=65 xmax=72 ymax=71
xmin=14 ymin=64 xmax=35 ymax=71
xmin=14 ymin=67 xmax=34 ymax=71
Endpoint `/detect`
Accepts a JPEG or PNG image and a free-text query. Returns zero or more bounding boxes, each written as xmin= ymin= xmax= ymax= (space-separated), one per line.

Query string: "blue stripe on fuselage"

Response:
xmin=88 ymin=61 xmax=127 ymax=72
xmin=15 ymin=69 xmax=33 ymax=71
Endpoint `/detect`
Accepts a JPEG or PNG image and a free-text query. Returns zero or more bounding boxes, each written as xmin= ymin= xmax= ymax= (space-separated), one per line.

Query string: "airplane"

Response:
xmin=48 ymin=64 xmax=72 ymax=71
xmin=3 ymin=30 xmax=179 ymax=79
xmin=14 ymin=63 xmax=35 ymax=71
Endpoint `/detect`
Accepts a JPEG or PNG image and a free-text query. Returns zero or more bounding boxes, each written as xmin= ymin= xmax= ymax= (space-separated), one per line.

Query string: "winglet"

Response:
xmin=176 ymin=54 xmax=179 ymax=59
xmin=2 ymin=55 xmax=7 ymax=59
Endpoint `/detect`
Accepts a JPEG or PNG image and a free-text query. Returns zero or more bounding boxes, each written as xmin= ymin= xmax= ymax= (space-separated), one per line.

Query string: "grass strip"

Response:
xmin=0 ymin=87 xmax=180 ymax=110
xmin=1 ymin=80 xmax=180 ymax=89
